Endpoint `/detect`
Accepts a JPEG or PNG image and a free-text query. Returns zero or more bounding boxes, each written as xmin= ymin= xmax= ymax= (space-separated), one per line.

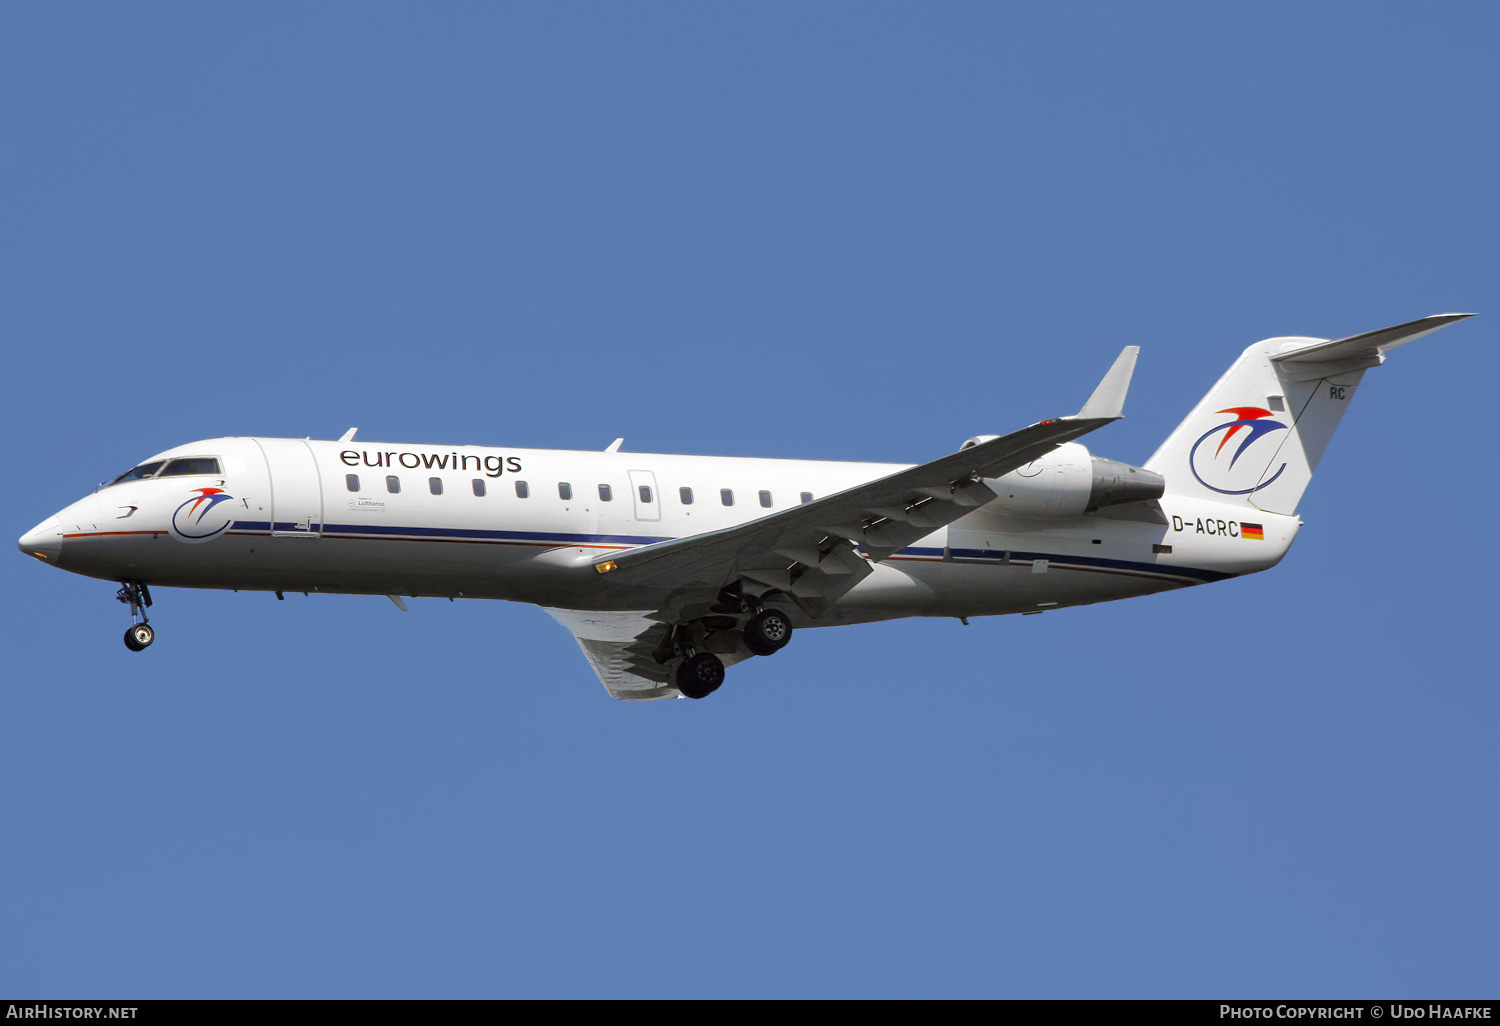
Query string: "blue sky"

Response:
xmin=2 ymin=2 xmax=1496 ymax=998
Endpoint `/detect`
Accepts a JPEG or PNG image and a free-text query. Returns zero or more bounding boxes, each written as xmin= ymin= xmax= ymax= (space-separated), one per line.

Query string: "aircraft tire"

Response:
xmin=743 ymin=609 xmax=793 ymax=656
xmin=124 ymin=623 xmax=154 ymax=652
xmin=676 ymin=652 xmax=725 ymax=699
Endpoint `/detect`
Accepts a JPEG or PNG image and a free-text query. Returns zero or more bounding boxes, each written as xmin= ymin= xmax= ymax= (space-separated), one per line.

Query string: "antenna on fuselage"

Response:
xmin=339 ymin=427 xmax=358 ymax=442
xmin=605 ymin=438 xmax=624 ymax=452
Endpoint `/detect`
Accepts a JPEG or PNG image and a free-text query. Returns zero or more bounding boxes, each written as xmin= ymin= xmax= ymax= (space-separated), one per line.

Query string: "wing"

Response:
xmin=541 ymin=607 xmax=681 ymax=701
xmin=591 ymin=346 xmax=1141 ymax=620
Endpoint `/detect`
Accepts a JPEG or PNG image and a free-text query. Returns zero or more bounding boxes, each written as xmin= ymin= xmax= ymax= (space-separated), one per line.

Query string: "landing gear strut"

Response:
xmin=116 ymin=581 xmax=155 ymax=652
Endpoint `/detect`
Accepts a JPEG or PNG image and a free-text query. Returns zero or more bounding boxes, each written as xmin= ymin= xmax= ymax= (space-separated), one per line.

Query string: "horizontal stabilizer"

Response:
xmin=1271 ymin=313 xmax=1474 ymax=365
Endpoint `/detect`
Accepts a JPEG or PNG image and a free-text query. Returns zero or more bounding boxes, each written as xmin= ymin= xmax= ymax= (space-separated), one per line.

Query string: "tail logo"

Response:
xmin=170 ymin=487 xmax=236 ymax=543
xmin=1188 ymin=407 xmax=1289 ymax=496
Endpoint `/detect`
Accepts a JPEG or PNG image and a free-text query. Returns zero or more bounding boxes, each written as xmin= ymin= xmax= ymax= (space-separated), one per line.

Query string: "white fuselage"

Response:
xmin=25 ymin=435 xmax=1297 ymax=625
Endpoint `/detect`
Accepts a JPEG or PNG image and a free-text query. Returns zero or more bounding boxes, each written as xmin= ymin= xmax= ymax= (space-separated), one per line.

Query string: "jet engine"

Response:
xmin=958 ymin=438 xmax=1164 ymax=519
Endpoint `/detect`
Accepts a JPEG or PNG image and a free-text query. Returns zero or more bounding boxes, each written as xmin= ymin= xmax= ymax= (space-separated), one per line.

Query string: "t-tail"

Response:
xmin=1144 ymin=314 xmax=1474 ymax=515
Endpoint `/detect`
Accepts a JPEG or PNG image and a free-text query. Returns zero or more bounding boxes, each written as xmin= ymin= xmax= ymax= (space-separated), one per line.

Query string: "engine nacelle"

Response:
xmin=961 ymin=440 xmax=1164 ymax=519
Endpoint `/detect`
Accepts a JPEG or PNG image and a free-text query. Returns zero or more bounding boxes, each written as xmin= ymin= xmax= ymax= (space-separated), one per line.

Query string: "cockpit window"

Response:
xmin=108 ymin=456 xmax=222 ymax=487
xmin=109 ymin=461 xmax=166 ymax=485
xmin=157 ymin=457 xmax=222 ymax=477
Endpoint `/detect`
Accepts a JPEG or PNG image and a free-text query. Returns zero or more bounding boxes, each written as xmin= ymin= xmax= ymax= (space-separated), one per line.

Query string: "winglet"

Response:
xmin=1071 ymin=346 xmax=1139 ymax=421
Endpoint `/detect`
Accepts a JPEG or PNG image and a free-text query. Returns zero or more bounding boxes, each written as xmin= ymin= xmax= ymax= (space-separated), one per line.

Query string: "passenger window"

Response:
xmin=472 ymin=479 xmax=486 ymax=497
xmin=599 ymin=484 xmax=612 ymax=502
xmin=558 ymin=483 xmax=572 ymax=501
xmin=158 ymin=457 xmax=222 ymax=477
xmin=680 ymin=487 xmax=694 ymax=505
xmin=386 ymin=476 xmax=401 ymax=494
xmin=801 ymin=492 xmax=814 ymax=504
xmin=721 ymin=489 xmax=734 ymax=506
xmin=639 ymin=485 xmax=653 ymax=504
xmin=110 ymin=461 xmax=166 ymax=485
xmin=759 ymin=490 xmax=772 ymax=508
xmin=346 ymin=474 xmax=360 ymax=492
xmin=515 ymin=480 xmax=529 ymax=498
xmin=429 ymin=477 xmax=443 ymax=495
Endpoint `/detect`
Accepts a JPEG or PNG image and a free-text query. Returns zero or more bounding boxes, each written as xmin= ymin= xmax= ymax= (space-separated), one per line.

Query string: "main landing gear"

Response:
xmin=676 ymin=651 xmax=726 ymax=700
xmin=671 ymin=595 xmax=797 ymax=699
xmin=116 ymin=581 xmax=155 ymax=652
xmin=742 ymin=607 xmax=793 ymax=656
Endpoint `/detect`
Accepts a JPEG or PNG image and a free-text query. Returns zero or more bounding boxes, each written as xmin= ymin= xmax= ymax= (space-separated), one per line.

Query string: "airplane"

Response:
xmin=17 ymin=313 xmax=1472 ymax=701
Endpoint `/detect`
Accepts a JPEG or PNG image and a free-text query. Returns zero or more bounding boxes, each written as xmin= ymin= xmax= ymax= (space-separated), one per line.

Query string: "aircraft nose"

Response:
xmin=19 ymin=514 xmax=64 ymax=564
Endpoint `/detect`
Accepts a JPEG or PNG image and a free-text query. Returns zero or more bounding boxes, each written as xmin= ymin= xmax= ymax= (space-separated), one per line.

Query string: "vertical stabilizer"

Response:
xmin=1144 ymin=315 xmax=1472 ymax=515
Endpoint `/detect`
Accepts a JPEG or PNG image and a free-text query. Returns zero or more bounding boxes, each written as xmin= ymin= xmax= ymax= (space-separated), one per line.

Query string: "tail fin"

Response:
xmin=1144 ymin=314 xmax=1473 ymax=515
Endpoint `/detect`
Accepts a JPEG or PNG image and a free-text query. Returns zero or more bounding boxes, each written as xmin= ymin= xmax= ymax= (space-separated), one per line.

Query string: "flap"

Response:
xmin=542 ymin=608 xmax=680 ymax=701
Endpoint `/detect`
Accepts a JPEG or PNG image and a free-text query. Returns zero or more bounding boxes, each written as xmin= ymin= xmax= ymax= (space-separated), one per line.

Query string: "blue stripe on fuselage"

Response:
xmin=938 ymin=546 xmax=1230 ymax=583
xmin=231 ymin=520 xmax=670 ymax=546
xmin=225 ymin=520 xmax=1227 ymax=583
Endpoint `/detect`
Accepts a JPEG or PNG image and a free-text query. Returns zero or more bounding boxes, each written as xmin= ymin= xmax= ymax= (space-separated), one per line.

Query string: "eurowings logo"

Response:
xmin=170 ymin=487 xmax=236 ymax=543
xmin=1188 ymin=407 xmax=1288 ymax=496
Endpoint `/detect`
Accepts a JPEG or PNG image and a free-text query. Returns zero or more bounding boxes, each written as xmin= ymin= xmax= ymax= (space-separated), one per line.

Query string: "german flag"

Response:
xmin=1241 ymin=522 xmax=1264 ymax=541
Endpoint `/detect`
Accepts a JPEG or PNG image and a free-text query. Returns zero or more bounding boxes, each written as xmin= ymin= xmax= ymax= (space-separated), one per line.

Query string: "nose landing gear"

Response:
xmin=124 ymin=622 xmax=155 ymax=651
xmin=116 ymin=581 xmax=155 ymax=652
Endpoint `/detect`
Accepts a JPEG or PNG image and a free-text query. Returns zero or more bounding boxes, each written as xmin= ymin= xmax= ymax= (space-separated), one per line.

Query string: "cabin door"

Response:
xmin=255 ymin=438 xmax=324 ymax=537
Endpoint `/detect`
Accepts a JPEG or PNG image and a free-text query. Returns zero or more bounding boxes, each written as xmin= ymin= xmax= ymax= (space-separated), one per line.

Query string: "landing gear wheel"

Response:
xmin=743 ymin=608 xmax=793 ymax=656
xmin=116 ymin=582 xmax=155 ymax=652
xmin=124 ymin=623 xmax=155 ymax=652
xmin=676 ymin=652 xmax=725 ymax=699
